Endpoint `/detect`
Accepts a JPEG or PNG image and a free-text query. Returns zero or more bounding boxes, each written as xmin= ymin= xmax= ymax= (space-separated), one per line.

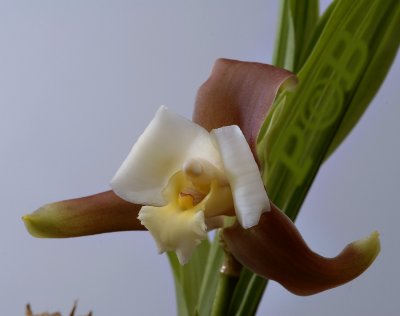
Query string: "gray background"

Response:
xmin=1 ymin=1 xmax=399 ymax=315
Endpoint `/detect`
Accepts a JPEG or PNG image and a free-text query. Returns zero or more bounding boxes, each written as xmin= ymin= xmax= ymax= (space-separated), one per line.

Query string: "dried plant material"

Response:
xmin=26 ymin=302 xmax=92 ymax=316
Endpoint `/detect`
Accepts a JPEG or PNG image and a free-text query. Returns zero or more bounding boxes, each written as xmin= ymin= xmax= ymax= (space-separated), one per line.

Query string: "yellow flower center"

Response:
xmin=161 ymin=158 xmax=234 ymax=217
xmin=178 ymin=193 xmax=194 ymax=210
xmin=137 ymin=158 xmax=235 ymax=264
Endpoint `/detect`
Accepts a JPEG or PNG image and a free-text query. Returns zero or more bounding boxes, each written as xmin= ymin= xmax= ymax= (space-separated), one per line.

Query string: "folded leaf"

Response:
xmin=223 ymin=204 xmax=380 ymax=296
xmin=23 ymin=191 xmax=143 ymax=238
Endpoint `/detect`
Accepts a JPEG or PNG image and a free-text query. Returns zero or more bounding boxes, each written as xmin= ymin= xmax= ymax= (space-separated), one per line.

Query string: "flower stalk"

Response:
xmin=209 ymin=231 xmax=241 ymax=316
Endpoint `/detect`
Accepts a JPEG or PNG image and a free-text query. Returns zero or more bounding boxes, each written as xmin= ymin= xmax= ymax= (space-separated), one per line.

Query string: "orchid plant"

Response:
xmin=22 ymin=0 xmax=399 ymax=315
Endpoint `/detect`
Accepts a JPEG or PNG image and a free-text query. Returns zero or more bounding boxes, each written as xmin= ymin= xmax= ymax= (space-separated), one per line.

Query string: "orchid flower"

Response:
xmin=22 ymin=59 xmax=380 ymax=297
xmin=110 ymin=106 xmax=269 ymax=264
xmin=110 ymin=104 xmax=380 ymax=292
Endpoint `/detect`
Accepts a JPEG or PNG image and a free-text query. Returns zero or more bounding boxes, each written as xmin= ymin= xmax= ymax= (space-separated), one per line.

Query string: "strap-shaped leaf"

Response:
xmin=167 ymin=252 xmax=190 ymax=316
xmin=260 ymin=0 xmax=399 ymax=216
xmin=273 ymin=0 xmax=319 ymax=72
xmin=196 ymin=234 xmax=224 ymax=316
xmin=297 ymin=1 xmax=336 ymax=69
xmin=168 ymin=238 xmax=211 ymax=316
xmin=326 ymin=2 xmax=400 ymax=157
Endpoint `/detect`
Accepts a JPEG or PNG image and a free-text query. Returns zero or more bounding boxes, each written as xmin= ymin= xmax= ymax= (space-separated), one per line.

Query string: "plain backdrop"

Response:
xmin=1 ymin=1 xmax=399 ymax=315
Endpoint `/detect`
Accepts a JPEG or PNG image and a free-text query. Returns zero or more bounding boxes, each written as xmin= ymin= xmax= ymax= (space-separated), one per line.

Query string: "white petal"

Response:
xmin=211 ymin=125 xmax=270 ymax=229
xmin=111 ymin=106 xmax=221 ymax=205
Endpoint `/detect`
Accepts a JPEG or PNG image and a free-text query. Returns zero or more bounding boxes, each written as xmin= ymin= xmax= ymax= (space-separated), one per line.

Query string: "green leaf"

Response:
xmin=227 ymin=269 xmax=267 ymax=316
xmin=231 ymin=0 xmax=400 ymax=315
xmin=290 ymin=0 xmax=320 ymax=72
xmin=273 ymin=0 xmax=319 ymax=72
xmin=273 ymin=0 xmax=296 ymax=71
xmin=196 ymin=234 xmax=224 ymax=316
xmin=325 ymin=2 xmax=400 ymax=157
xmin=210 ymin=273 xmax=239 ymax=316
xmin=168 ymin=238 xmax=211 ymax=316
xmin=262 ymin=0 xmax=399 ymax=217
xmin=167 ymin=252 xmax=189 ymax=316
xmin=297 ymin=0 xmax=336 ymax=69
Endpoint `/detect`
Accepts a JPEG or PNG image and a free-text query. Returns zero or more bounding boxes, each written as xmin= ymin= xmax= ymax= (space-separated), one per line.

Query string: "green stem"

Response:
xmin=210 ymin=231 xmax=241 ymax=316
xmin=227 ymin=269 xmax=268 ymax=316
xmin=210 ymin=273 xmax=239 ymax=316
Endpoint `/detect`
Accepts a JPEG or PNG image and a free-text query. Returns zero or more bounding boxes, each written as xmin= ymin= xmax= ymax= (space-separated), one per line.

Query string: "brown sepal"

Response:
xmin=23 ymin=191 xmax=144 ymax=238
xmin=223 ymin=204 xmax=380 ymax=295
xmin=193 ymin=58 xmax=296 ymax=155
